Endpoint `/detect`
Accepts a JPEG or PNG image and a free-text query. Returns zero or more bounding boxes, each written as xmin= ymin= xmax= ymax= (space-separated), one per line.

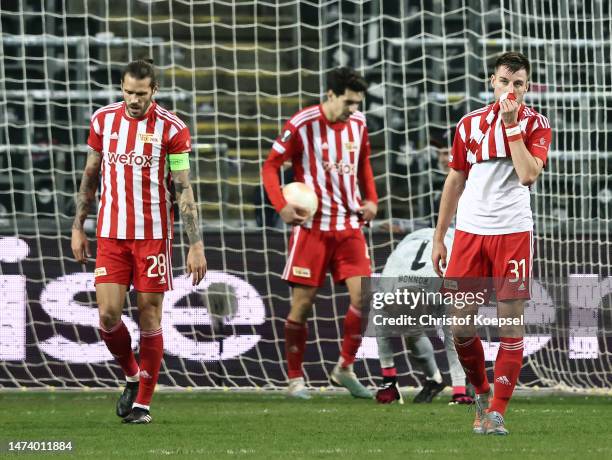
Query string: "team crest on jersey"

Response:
xmin=344 ymin=141 xmax=356 ymax=153
xmin=539 ymin=137 xmax=546 ymax=145
xmin=94 ymin=267 xmax=107 ymax=277
xmin=138 ymin=132 xmax=161 ymax=144
xmin=292 ymin=267 xmax=311 ymax=278
xmin=281 ymin=130 xmax=292 ymax=142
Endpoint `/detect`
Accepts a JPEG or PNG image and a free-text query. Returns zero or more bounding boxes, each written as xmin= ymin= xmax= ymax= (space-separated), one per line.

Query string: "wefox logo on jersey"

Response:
xmin=107 ymin=151 xmax=154 ymax=167
xmin=323 ymin=161 xmax=355 ymax=175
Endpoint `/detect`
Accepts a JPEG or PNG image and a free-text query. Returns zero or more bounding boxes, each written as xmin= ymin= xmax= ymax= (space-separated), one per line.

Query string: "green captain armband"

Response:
xmin=168 ymin=152 xmax=190 ymax=171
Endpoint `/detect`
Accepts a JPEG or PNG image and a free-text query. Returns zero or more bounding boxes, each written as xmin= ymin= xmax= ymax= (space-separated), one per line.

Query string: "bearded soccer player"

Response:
xmin=432 ymin=51 xmax=552 ymax=435
xmin=71 ymin=59 xmax=207 ymax=424
xmin=262 ymin=67 xmax=378 ymax=399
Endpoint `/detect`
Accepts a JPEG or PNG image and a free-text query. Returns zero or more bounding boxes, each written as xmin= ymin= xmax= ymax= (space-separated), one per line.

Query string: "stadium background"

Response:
xmin=0 ymin=0 xmax=610 ymax=391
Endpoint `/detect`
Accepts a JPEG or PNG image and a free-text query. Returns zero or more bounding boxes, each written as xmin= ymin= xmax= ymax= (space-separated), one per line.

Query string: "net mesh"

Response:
xmin=0 ymin=0 xmax=610 ymax=390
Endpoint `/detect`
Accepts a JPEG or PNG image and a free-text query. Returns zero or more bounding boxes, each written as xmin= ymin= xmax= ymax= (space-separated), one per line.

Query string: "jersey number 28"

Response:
xmin=146 ymin=254 xmax=167 ymax=278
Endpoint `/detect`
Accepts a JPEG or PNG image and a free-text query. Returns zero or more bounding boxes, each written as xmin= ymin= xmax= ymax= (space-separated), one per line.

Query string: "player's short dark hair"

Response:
xmin=121 ymin=59 xmax=157 ymax=88
xmin=326 ymin=67 xmax=368 ymax=96
xmin=494 ymin=51 xmax=530 ymax=77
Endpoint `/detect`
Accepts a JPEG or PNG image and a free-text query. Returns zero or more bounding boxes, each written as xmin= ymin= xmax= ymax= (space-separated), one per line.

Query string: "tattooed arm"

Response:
xmin=172 ymin=168 xmax=202 ymax=245
xmin=172 ymin=167 xmax=207 ymax=285
xmin=71 ymin=149 xmax=102 ymax=263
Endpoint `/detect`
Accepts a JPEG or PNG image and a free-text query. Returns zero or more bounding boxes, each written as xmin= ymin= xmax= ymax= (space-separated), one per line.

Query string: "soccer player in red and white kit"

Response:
xmin=71 ymin=60 xmax=207 ymax=424
xmin=432 ymin=52 xmax=552 ymax=435
xmin=262 ymin=67 xmax=378 ymax=399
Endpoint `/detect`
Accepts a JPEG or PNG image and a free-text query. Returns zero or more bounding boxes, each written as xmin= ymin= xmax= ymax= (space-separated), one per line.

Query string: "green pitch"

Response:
xmin=1 ymin=391 xmax=610 ymax=459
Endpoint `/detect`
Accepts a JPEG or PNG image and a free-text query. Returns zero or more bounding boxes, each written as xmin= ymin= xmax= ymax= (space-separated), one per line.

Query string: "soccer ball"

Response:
xmin=282 ymin=182 xmax=318 ymax=217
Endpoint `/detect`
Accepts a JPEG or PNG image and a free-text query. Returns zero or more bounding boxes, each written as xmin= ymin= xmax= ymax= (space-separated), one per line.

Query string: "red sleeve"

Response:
xmin=167 ymin=126 xmax=192 ymax=154
xmin=448 ymin=120 xmax=468 ymax=173
xmin=87 ymin=114 xmax=103 ymax=152
xmin=261 ymin=121 xmax=301 ymax=212
xmin=527 ymin=121 xmax=552 ymax=167
xmin=357 ymin=127 xmax=378 ymax=204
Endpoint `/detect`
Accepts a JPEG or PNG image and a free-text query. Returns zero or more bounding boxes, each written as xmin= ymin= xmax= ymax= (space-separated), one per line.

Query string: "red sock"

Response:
xmin=340 ymin=305 xmax=362 ymax=368
xmin=490 ymin=337 xmax=524 ymax=415
xmin=99 ymin=321 xmax=139 ymax=379
xmin=382 ymin=367 xmax=397 ymax=378
xmin=452 ymin=385 xmax=467 ymax=395
xmin=135 ymin=328 xmax=164 ymax=407
xmin=285 ymin=319 xmax=307 ymax=379
xmin=454 ymin=336 xmax=490 ymax=394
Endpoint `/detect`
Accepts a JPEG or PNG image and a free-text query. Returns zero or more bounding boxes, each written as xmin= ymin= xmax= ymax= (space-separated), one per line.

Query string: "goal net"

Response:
xmin=0 ymin=0 xmax=610 ymax=390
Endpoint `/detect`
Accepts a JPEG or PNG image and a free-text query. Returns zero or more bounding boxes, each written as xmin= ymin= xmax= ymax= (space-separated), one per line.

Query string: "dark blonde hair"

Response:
xmin=121 ymin=59 xmax=157 ymax=88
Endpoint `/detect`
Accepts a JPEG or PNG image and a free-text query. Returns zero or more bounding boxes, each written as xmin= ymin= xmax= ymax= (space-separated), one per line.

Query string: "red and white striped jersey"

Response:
xmin=262 ymin=105 xmax=378 ymax=232
xmin=87 ymin=101 xmax=191 ymax=240
xmin=449 ymin=103 xmax=552 ymax=235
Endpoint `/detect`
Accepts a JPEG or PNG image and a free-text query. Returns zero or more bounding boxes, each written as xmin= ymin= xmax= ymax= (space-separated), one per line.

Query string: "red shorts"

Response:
xmin=94 ymin=238 xmax=173 ymax=292
xmin=282 ymin=227 xmax=371 ymax=287
xmin=445 ymin=230 xmax=533 ymax=301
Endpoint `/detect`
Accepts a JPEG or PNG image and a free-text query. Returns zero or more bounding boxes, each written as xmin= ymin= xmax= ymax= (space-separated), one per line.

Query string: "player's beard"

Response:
xmin=127 ymin=100 xmax=151 ymax=118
